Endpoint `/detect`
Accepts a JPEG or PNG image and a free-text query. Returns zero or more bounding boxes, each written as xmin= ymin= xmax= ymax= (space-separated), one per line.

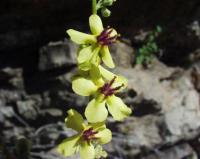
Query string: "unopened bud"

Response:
xmin=101 ymin=8 xmax=111 ymax=17
xmin=103 ymin=0 xmax=115 ymax=6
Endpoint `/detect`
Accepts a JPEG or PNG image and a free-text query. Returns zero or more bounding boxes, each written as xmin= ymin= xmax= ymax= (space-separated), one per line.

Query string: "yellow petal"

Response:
xmin=99 ymin=65 xmax=115 ymax=80
xmin=90 ymin=46 xmax=101 ymax=66
xmin=99 ymin=65 xmax=128 ymax=90
xmin=67 ymin=29 xmax=96 ymax=44
xmin=85 ymin=99 xmax=108 ymax=123
xmin=72 ymin=77 xmax=98 ymax=96
xmin=65 ymin=109 xmax=85 ymax=132
xmin=89 ymin=14 xmax=104 ymax=35
xmin=80 ymin=142 xmax=95 ymax=159
xmin=78 ymin=61 xmax=92 ymax=71
xmin=107 ymin=95 xmax=132 ymax=121
xmin=77 ymin=46 xmax=93 ymax=63
xmin=57 ymin=134 xmax=80 ymax=157
xmin=90 ymin=122 xmax=106 ymax=131
xmin=95 ymin=128 xmax=112 ymax=144
xmin=112 ymin=75 xmax=128 ymax=91
xmin=101 ymin=46 xmax=115 ymax=68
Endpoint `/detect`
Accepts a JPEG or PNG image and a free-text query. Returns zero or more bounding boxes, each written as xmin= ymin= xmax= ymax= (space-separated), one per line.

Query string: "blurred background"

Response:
xmin=0 ymin=0 xmax=200 ymax=159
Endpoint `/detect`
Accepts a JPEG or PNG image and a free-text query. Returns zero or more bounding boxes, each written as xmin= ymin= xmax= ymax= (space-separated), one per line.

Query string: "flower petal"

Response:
xmin=78 ymin=61 xmax=92 ymax=71
xmin=89 ymin=14 xmax=104 ymax=35
xmin=99 ymin=65 xmax=128 ymax=90
xmin=89 ymin=65 xmax=105 ymax=87
xmin=85 ymin=99 xmax=108 ymax=123
xmin=99 ymin=65 xmax=116 ymax=80
xmin=90 ymin=122 xmax=106 ymax=131
xmin=107 ymin=95 xmax=132 ymax=121
xmin=72 ymin=77 xmax=98 ymax=96
xmin=78 ymin=46 xmax=101 ymax=71
xmin=95 ymin=128 xmax=112 ymax=144
xmin=80 ymin=142 xmax=95 ymax=159
xmin=77 ymin=46 xmax=93 ymax=63
xmin=112 ymin=75 xmax=128 ymax=91
xmin=57 ymin=134 xmax=80 ymax=157
xmin=101 ymin=46 xmax=115 ymax=68
xmin=90 ymin=46 xmax=101 ymax=66
xmin=67 ymin=29 xmax=96 ymax=44
xmin=65 ymin=109 xmax=85 ymax=132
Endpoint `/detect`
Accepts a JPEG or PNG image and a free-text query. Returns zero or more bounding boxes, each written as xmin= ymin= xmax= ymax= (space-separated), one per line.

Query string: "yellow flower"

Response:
xmin=67 ymin=14 xmax=118 ymax=71
xmin=72 ymin=66 xmax=132 ymax=123
xmin=57 ymin=109 xmax=112 ymax=159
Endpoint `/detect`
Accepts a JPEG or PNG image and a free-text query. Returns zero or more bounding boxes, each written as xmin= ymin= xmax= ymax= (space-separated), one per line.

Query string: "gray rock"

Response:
xmin=141 ymin=143 xmax=197 ymax=159
xmin=0 ymin=106 xmax=15 ymax=123
xmin=17 ymin=100 xmax=39 ymax=120
xmin=0 ymin=67 xmax=24 ymax=89
xmin=190 ymin=59 xmax=200 ymax=92
xmin=40 ymin=108 xmax=63 ymax=117
xmin=107 ymin=115 xmax=162 ymax=157
xmin=0 ymin=106 xmax=15 ymax=118
xmin=38 ymin=40 xmax=78 ymax=71
xmin=110 ymin=41 xmax=135 ymax=68
xmin=111 ymin=59 xmax=200 ymax=156
xmin=0 ymin=89 xmax=23 ymax=104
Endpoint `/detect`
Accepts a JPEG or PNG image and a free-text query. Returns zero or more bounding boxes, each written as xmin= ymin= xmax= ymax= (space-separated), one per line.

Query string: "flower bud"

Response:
xmin=101 ymin=8 xmax=111 ymax=17
xmin=102 ymin=0 xmax=115 ymax=6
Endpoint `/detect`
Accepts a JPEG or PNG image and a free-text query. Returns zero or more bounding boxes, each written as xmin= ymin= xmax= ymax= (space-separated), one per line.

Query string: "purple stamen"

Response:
xmin=82 ymin=128 xmax=98 ymax=142
xmin=97 ymin=26 xmax=118 ymax=46
xmin=100 ymin=76 xmax=124 ymax=97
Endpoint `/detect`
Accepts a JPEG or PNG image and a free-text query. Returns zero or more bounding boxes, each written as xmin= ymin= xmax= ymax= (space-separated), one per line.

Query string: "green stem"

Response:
xmin=92 ymin=0 xmax=97 ymax=14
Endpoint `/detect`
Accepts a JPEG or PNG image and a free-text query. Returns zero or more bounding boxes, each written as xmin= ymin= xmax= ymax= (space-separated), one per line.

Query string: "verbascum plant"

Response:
xmin=57 ymin=0 xmax=132 ymax=158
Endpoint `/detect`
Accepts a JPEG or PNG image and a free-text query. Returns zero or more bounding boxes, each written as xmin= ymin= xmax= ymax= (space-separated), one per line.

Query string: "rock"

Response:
xmin=40 ymin=108 xmax=63 ymax=117
xmin=108 ymin=115 xmax=162 ymax=156
xmin=140 ymin=143 xmax=197 ymax=159
xmin=0 ymin=106 xmax=15 ymax=123
xmin=110 ymin=60 xmax=200 ymax=156
xmin=0 ymin=67 xmax=24 ymax=89
xmin=0 ymin=89 xmax=23 ymax=104
xmin=188 ymin=48 xmax=200 ymax=65
xmin=189 ymin=21 xmax=200 ymax=40
xmin=190 ymin=57 xmax=200 ymax=92
xmin=38 ymin=40 xmax=78 ymax=71
xmin=0 ymin=106 xmax=15 ymax=118
xmin=17 ymin=100 xmax=39 ymax=120
xmin=110 ymin=41 xmax=135 ymax=68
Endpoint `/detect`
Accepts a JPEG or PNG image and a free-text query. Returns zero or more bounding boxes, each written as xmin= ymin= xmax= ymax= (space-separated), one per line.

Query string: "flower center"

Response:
xmin=82 ymin=128 xmax=98 ymax=142
xmin=100 ymin=76 xmax=124 ymax=97
xmin=97 ymin=26 xmax=118 ymax=46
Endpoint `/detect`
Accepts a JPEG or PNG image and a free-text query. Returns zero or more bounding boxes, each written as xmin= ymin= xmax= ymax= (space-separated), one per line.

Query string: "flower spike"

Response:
xmin=57 ymin=109 xmax=112 ymax=159
xmin=67 ymin=14 xmax=119 ymax=70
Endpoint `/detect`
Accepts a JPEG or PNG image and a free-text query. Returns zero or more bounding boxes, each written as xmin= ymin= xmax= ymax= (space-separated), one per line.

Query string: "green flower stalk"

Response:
xmin=67 ymin=14 xmax=118 ymax=71
xmin=72 ymin=66 xmax=132 ymax=123
xmin=57 ymin=109 xmax=112 ymax=159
